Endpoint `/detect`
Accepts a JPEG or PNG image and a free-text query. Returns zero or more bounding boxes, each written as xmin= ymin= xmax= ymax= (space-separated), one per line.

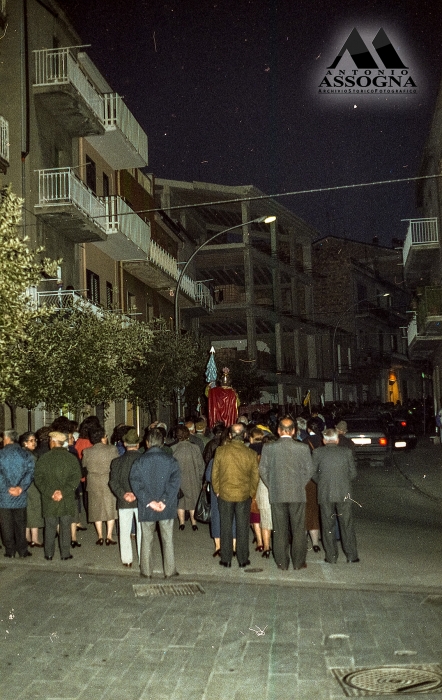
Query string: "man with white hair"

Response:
xmin=312 ymin=428 xmax=359 ymax=564
xmin=34 ymin=431 xmax=82 ymax=561
xmin=0 ymin=430 xmax=34 ymax=558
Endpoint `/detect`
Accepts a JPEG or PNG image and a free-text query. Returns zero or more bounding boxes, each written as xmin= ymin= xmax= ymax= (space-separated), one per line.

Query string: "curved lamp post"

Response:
xmin=174 ymin=215 xmax=276 ymax=332
xmin=332 ymin=293 xmax=390 ymax=402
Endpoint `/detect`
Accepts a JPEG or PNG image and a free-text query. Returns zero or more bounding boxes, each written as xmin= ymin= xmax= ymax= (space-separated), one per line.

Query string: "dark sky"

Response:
xmin=64 ymin=0 xmax=442 ymax=245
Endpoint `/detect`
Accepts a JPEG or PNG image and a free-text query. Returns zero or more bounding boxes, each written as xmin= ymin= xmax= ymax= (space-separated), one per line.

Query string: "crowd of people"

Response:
xmin=0 ymin=408 xmax=360 ymax=576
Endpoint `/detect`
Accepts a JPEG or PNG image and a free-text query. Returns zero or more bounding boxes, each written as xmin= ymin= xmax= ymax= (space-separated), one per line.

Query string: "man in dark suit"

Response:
xmin=259 ymin=418 xmax=314 ymax=570
xmin=130 ymin=428 xmax=180 ymax=579
xmin=312 ymin=428 xmax=359 ymax=564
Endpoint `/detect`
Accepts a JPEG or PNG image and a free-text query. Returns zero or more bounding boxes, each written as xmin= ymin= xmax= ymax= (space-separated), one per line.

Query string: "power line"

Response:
xmin=92 ymin=172 xmax=442 ymax=218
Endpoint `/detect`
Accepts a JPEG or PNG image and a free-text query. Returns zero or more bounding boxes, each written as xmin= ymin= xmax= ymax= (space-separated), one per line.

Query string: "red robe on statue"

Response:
xmin=208 ymin=386 xmax=238 ymax=428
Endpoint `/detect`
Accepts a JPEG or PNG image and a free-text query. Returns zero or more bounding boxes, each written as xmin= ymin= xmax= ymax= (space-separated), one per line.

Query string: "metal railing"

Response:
xmin=148 ymin=239 xmax=179 ymax=280
xmin=195 ymin=281 xmax=214 ymax=311
xmin=103 ymin=94 xmax=148 ymax=163
xmin=0 ymin=116 xmax=9 ymax=164
xmin=33 ymin=48 xmax=104 ymax=123
xmin=37 ymin=289 xmax=102 ymax=315
xmin=105 ymin=196 xmax=151 ymax=255
xmin=402 ymin=217 xmax=439 ymax=266
xmin=407 ymin=313 xmax=417 ymax=346
xmin=416 ymin=285 xmax=442 ymax=330
xmin=37 ymin=168 xmax=107 ymax=233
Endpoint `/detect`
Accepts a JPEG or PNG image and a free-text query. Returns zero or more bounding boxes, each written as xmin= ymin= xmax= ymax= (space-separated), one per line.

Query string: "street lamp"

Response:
xmin=174 ymin=215 xmax=276 ymax=332
xmin=332 ymin=293 xmax=390 ymax=402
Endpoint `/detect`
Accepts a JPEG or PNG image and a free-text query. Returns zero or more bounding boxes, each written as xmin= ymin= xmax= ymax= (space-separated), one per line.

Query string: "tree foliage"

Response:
xmin=0 ymin=187 xmax=59 ymax=401
xmin=127 ymin=323 xmax=207 ymax=413
xmin=8 ymin=305 xmax=154 ymax=412
xmin=228 ymin=360 xmax=266 ymax=405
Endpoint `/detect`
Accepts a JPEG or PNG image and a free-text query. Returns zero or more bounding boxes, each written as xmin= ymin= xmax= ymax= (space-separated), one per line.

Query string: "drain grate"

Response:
xmin=332 ymin=664 xmax=442 ymax=696
xmin=133 ymin=581 xmax=205 ymax=597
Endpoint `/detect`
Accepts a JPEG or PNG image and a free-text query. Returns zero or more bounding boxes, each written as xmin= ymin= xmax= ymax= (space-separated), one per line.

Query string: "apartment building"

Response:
xmin=0 ymin=0 xmax=210 ymax=431
xmin=155 ymin=178 xmax=323 ymax=411
xmin=312 ymin=236 xmax=418 ymax=405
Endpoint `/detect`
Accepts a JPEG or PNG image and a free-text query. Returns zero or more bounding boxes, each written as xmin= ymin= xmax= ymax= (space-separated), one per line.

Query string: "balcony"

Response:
xmin=36 ymin=289 xmax=102 ymax=316
xmin=93 ymin=196 xmax=151 ymax=260
xmin=33 ymin=48 xmax=105 ymax=137
xmin=35 ymin=168 xmax=108 ymax=243
xmin=86 ymin=93 xmax=148 ymax=169
xmin=0 ymin=116 xmax=9 ymax=173
xmin=407 ymin=286 xmax=442 ymax=358
xmin=123 ymin=240 xmax=213 ymax=313
xmin=402 ymin=218 xmax=439 ymax=285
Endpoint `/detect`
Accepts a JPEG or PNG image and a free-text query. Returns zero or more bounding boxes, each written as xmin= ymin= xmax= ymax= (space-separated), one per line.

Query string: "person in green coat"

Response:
xmin=34 ymin=431 xmax=82 ymax=561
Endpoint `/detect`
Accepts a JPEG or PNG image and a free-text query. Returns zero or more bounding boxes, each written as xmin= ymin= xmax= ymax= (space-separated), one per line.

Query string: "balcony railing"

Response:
xmin=195 ymin=281 xmax=214 ymax=311
xmin=36 ymin=289 xmax=102 ymax=316
xmin=416 ymin=286 xmax=442 ymax=330
xmin=37 ymin=168 xmax=107 ymax=233
xmin=102 ymin=94 xmax=148 ymax=165
xmin=33 ymin=48 xmax=104 ymax=123
xmin=402 ymin=218 xmax=439 ymax=266
xmin=149 ymin=239 xmax=179 ymax=280
xmin=105 ymin=196 xmax=150 ymax=255
xmin=0 ymin=116 xmax=9 ymax=167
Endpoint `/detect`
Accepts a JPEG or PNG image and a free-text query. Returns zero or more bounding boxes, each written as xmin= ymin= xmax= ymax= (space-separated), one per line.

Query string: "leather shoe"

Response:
xmin=313 ymin=545 xmax=321 ymax=553
xmin=96 ymin=538 xmax=104 ymax=545
xmin=212 ymin=549 xmax=221 ymax=557
xmin=71 ymin=540 xmax=81 ymax=548
xmin=219 ymin=561 xmax=231 ymax=568
xmin=105 ymin=538 xmax=117 ymax=546
xmin=123 ymin=563 xmax=132 ymax=568
xmin=45 ymin=556 xmax=53 ymax=560
xmin=277 ymin=564 xmax=288 ymax=570
xmin=30 ymin=541 xmax=44 ymax=548
xmin=239 ymin=560 xmax=251 ymax=568
xmin=76 ymin=526 xmax=87 ymax=531
xmin=20 ymin=551 xmax=32 ymax=558
xmin=4 ymin=553 xmax=15 ymax=558
xmin=179 ymin=524 xmax=185 ymax=531
xmin=294 ymin=562 xmax=307 ymax=570
xmin=61 ymin=555 xmax=73 ymax=560
xmin=192 ymin=524 xmax=198 ymax=531
xmin=348 ymin=558 xmax=360 ymax=563
xmin=262 ymin=549 xmax=271 ymax=559
xmin=255 ymin=545 xmax=264 ymax=552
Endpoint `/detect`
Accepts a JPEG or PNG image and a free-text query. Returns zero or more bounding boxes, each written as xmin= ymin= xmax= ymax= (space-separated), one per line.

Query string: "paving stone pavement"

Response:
xmin=0 ymin=566 xmax=441 ymax=700
xmin=0 ymin=440 xmax=440 ymax=699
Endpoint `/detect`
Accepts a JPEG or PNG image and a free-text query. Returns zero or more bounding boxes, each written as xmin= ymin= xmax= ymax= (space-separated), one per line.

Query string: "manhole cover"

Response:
xmin=133 ymin=581 xmax=205 ymax=597
xmin=332 ymin=665 xmax=442 ymax=696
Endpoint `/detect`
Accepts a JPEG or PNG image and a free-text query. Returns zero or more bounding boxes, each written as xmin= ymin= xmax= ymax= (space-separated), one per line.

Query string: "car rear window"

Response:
xmin=345 ymin=420 xmax=384 ymax=432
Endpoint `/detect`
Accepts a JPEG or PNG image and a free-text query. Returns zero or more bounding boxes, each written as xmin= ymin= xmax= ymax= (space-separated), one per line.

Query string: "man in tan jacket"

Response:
xmin=212 ymin=423 xmax=259 ymax=568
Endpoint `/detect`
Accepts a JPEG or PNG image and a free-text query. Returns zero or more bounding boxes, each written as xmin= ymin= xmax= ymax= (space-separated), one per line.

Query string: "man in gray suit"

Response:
xmin=312 ymin=428 xmax=359 ymax=564
xmin=259 ymin=418 xmax=314 ymax=570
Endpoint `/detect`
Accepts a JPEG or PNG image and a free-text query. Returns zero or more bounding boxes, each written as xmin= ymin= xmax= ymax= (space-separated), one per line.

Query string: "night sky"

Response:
xmin=64 ymin=0 xmax=442 ymax=245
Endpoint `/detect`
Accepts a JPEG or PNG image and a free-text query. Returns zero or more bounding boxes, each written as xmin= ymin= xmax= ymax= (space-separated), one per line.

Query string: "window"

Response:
xmin=85 ymin=155 xmax=96 ymax=193
xmin=127 ymin=292 xmax=136 ymax=314
xmin=86 ymin=269 xmax=100 ymax=304
xmin=103 ymin=172 xmax=110 ymax=198
xmin=106 ymin=282 xmax=113 ymax=309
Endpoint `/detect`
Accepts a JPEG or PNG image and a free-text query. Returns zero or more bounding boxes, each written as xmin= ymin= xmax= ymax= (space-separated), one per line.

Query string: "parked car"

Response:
xmin=383 ymin=414 xmax=418 ymax=450
xmin=342 ymin=417 xmax=389 ymax=464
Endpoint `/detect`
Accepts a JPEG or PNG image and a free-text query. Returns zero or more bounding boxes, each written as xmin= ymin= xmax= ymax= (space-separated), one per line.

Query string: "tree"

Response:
xmin=228 ymin=360 xmax=266 ymax=406
xmin=127 ymin=322 xmax=207 ymax=417
xmin=8 ymin=305 xmax=154 ymax=412
xmin=0 ymin=186 xmax=59 ymax=403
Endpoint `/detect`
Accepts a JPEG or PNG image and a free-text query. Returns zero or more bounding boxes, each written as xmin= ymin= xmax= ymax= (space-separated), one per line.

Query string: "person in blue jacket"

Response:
xmin=130 ymin=427 xmax=180 ymax=579
xmin=0 ymin=430 xmax=35 ymax=558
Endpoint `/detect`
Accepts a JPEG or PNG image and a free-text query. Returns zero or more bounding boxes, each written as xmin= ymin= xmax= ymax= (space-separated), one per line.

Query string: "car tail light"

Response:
xmin=400 ymin=421 xmax=407 ymax=427
xmin=379 ymin=437 xmax=388 ymax=446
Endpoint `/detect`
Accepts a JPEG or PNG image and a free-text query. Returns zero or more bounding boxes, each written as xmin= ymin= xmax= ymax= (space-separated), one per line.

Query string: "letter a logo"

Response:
xmin=327 ymin=28 xmax=407 ymax=69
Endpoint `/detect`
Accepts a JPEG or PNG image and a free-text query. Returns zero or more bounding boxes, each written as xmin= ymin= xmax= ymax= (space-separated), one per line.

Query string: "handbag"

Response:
xmin=194 ymin=481 xmax=211 ymax=524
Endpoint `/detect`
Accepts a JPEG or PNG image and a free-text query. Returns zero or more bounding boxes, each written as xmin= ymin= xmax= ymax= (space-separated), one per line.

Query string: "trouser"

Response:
xmin=140 ymin=519 xmax=175 ymax=577
xmin=319 ymin=500 xmax=358 ymax=563
xmin=218 ymin=497 xmax=251 ymax=565
xmin=271 ymin=502 xmax=307 ymax=569
xmin=44 ymin=515 xmax=73 ymax=559
xmin=0 ymin=507 xmax=28 ymax=557
xmin=118 ymin=507 xmax=141 ymax=564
